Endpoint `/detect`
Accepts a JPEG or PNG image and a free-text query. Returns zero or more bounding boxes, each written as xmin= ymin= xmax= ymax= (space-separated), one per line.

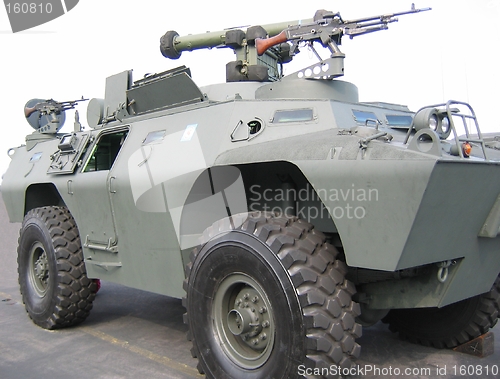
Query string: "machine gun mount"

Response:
xmin=160 ymin=4 xmax=431 ymax=82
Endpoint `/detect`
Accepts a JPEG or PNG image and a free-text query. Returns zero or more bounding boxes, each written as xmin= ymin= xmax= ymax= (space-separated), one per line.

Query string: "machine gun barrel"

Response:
xmin=256 ymin=4 xmax=431 ymax=55
xmin=342 ymin=6 xmax=432 ymax=24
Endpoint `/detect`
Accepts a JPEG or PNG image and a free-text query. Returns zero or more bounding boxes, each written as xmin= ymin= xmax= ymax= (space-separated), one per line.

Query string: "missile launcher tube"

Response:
xmin=161 ymin=18 xmax=313 ymax=59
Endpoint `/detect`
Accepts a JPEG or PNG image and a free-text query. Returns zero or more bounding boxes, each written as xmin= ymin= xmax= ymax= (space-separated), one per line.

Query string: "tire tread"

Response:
xmin=18 ymin=206 xmax=96 ymax=330
xmin=384 ymin=274 xmax=500 ymax=348
xmin=183 ymin=212 xmax=361 ymax=378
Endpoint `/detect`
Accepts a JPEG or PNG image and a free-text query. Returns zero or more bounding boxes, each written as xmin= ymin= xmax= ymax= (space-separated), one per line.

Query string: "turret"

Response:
xmin=160 ymin=5 xmax=430 ymax=83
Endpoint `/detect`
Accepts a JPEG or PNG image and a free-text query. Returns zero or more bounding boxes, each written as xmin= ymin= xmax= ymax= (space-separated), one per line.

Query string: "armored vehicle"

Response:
xmin=2 ymin=5 xmax=500 ymax=378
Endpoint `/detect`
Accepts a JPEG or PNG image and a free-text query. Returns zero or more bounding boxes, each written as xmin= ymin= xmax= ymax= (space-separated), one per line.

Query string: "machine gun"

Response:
xmin=255 ymin=4 xmax=431 ymax=57
xmin=255 ymin=4 xmax=430 ymax=81
xmin=24 ymin=97 xmax=88 ymax=133
xmin=24 ymin=97 xmax=88 ymax=119
xmin=159 ymin=4 xmax=430 ymax=82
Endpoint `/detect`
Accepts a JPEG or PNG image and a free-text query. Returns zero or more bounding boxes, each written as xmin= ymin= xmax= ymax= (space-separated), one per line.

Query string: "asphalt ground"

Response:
xmin=0 ymin=196 xmax=499 ymax=379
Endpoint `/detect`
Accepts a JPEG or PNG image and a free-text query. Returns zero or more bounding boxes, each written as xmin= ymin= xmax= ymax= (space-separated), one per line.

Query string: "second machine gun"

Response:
xmin=24 ymin=97 xmax=88 ymax=133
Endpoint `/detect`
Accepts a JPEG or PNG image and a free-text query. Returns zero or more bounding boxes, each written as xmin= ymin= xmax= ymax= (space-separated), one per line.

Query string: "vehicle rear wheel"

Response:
xmin=383 ymin=274 xmax=500 ymax=348
xmin=183 ymin=212 xmax=362 ymax=378
xmin=18 ymin=206 xmax=97 ymax=329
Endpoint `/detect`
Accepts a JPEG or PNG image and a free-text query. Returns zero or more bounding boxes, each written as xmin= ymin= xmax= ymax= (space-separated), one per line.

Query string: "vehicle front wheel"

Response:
xmin=18 ymin=206 xmax=97 ymax=329
xmin=183 ymin=212 xmax=362 ymax=378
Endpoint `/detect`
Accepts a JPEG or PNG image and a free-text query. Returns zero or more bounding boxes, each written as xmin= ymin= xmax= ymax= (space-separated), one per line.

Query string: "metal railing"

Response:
xmin=405 ymin=100 xmax=489 ymax=160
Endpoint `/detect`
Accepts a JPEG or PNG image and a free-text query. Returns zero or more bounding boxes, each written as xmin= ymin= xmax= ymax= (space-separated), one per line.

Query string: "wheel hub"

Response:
xmin=29 ymin=242 xmax=49 ymax=296
xmin=227 ymin=287 xmax=270 ymax=350
xmin=213 ymin=273 xmax=275 ymax=369
xmin=34 ymin=252 xmax=49 ymax=282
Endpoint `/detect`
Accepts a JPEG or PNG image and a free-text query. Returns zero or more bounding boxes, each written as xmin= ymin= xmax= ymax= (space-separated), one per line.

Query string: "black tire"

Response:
xmin=183 ymin=212 xmax=362 ymax=379
xmin=384 ymin=274 xmax=500 ymax=348
xmin=18 ymin=206 xmax=97 ymax=329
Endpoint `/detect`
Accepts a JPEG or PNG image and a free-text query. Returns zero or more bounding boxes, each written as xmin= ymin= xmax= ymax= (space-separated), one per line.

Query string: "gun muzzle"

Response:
xmin=160 ymin=30 xmax=228 ymax=59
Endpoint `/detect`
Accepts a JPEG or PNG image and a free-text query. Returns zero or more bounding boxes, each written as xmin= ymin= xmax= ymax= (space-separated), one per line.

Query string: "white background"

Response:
xmin=0 ymin=0 xmax=499 ymax=180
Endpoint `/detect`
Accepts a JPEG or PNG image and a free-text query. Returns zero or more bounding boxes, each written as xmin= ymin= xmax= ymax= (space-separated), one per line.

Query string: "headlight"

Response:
xmin=440 ymin=116 xmax=450 ymax=136
xmin=429 ymin=114 xmax=438 ymax=130
xmin=413 ymin=108 xmax=438 ymax=132
xmin=412 ymin=108 xmax=451 ymax=139
xmin=436 ymin=116 xmax=451 ymax=139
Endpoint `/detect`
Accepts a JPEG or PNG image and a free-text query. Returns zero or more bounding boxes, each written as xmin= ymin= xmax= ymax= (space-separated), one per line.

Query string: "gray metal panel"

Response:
xmin=398 ymin=161 xmax=500 ymax=305
xmin=256 ymin=79 xmax=359 ymax=102
xmin=104 ymin=70 xmax=131 ymax=119
xmin=46 ymin=134 xmax=89 ymax=175
xmin=127 ymin=72 xmax=204 ymax=114
xmin=295 ymin=159 xmax=436 ymax=271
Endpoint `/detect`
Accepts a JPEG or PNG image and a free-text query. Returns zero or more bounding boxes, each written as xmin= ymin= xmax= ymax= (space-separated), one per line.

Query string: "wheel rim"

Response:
xmin=28 ymin=242 xmax=50 ymax=297
xmin=213 ymin=273 xmax=275 ymax=369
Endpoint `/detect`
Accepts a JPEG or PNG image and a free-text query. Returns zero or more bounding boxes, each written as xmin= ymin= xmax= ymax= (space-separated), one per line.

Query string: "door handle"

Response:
xmin=109 ymin=176 xmax=117 ymax=194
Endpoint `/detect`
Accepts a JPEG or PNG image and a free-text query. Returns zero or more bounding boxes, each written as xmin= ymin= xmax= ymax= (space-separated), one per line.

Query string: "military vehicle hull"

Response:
xmin=2 ymin=6 xmax=500 ymax=378
xmin=3 ymin=90 xmax=500 ymax=308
